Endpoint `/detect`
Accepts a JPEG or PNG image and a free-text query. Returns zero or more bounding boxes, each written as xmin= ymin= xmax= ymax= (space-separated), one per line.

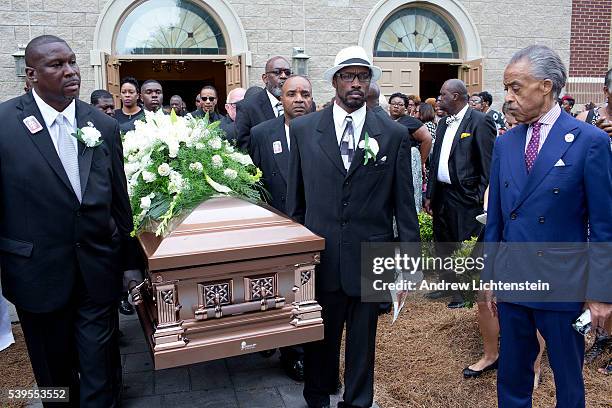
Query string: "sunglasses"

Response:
xmin=266 ymin=69 xmax=292 ymax=77
xmin=201 ymin=96 xmax=216 ymax=102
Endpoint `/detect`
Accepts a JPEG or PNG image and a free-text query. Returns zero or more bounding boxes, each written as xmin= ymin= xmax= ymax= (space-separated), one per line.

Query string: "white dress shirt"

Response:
xmin=525 ymin=103 xmax=562 ymax=153
xmin=32 ymin=89 xmax=78 ymax=155
xmin=267 ymin=90 xmax=283 ymax=118
xmin=284 ymin=123 xmax=291 ymax=151
xmin=437 ymin=103 xmax=469 ymax=184
xmin=332 ymin=101 xmax=366 ymax=146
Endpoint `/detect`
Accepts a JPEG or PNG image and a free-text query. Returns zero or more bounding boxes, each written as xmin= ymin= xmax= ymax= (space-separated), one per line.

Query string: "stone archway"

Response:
xmin=90 ymin=0 xmax=249 ymax=88
xmin=358 ymin=0 xmax=482 ymax=61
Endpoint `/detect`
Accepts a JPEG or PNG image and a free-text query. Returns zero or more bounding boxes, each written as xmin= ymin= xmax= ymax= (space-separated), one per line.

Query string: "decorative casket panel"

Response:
xmin=132 ymin=197 xmax=324 ymax=369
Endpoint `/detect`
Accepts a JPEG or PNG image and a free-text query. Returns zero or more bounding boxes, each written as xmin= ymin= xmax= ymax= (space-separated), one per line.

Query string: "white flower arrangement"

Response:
xmin=124 ymin=110 xmax=263 ymax=236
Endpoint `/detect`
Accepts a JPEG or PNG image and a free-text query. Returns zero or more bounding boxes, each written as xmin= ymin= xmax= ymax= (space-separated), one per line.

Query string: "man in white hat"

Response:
xmin=287 ymin=46 xmax=420 ymax=408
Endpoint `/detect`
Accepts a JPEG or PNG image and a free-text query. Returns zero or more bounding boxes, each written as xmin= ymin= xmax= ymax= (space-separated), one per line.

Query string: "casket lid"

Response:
xmin=139 ymin=197 xmax=324 ymax=271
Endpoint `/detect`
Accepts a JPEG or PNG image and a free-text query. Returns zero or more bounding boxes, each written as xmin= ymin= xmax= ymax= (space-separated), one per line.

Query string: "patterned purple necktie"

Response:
xmin=525 ymin=122 xmax=542 ymax=173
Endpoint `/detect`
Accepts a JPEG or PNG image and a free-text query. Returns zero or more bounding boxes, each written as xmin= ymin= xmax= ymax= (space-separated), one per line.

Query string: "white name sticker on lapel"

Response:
xmin=23 ymin=116 xmax=43 ymax=134
xmin=273 ymin=140 xmax=283 ymax=154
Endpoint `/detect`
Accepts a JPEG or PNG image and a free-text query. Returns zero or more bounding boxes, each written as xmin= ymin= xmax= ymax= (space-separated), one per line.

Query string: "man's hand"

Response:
xmin=595 ymin=118 xmax=612 ymax=138
xmin=587 ymin=301 xmax=612 ymax=335
xmin=421 ymin=163 xmax=427 ymax=181
xmin=423 ymin=198 xmax=433 ymax=215
xmin=484 ymin=289 xmax=497 ymax=318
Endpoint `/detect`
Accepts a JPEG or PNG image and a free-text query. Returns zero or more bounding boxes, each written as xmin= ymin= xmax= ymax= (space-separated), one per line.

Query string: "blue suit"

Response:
xmin=484 ymin=111 xmax=612 ymax=407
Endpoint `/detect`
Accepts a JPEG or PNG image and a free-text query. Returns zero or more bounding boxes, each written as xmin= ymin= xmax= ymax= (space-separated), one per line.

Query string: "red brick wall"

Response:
xmin=569 ymin=0 xmax=612 ymax=77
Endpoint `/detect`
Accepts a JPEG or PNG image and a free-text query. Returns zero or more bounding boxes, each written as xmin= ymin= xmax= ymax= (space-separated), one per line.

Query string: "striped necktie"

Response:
xmin=275 ymin=101 xmax=284 ymax=117
xmin=55 ymin=114 xmax=82 ymax=201
xmin=339 ymin=116 xmax=354 ymax=170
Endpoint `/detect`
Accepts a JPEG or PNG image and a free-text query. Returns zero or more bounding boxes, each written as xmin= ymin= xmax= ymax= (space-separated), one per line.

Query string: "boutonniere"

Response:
xmin=72 ymin=121 xmax=103 ymax=152
xmin=460 ymin=132 xmax=471 ymax=139
xmin=358 ymin=132 xmax=379 ymax=165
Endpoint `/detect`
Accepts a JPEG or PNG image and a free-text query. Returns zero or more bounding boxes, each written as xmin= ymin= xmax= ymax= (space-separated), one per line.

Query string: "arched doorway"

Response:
xmin=359 ymin=0 xmax=483 ymax=101
xmin=92 ymin=0 xmax=248 ymax=111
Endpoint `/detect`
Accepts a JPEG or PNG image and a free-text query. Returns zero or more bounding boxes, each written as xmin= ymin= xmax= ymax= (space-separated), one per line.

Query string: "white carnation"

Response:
xmin=168 ymin=171 xmax=186 ymax=194
xmin=211 ymin=155 xmax=223 ymax=168
xmin=230 ymin=152 xmax=253 ymax=166
xmin=189 ymin=162 xmax=204 ymax=173
xmin=142 ymin=170 xmax=156 ymax=183
xmin=81 ymin=126 xmax=102 ymax=147
xmin=208 ymin=137 xmax=222 ymax=150
xmin=195 ymin=142 xmax=205 ymax=150
xmin=140 ymin=196 xmax=151 ymax=210
xmin=223 ymin=168 xmax=238 ymax=180
xmin=158 ymin=163 xmax=171 ymax=177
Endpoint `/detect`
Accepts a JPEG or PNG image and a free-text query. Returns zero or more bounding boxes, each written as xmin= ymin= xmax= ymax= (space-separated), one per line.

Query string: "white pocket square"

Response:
xmin=554 ymin=159 xmax=565 ymax=167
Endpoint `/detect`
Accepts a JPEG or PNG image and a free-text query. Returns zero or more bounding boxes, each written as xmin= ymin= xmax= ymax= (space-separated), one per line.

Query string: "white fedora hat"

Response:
xmin=323 ymin=46 xmax=382 ymax=82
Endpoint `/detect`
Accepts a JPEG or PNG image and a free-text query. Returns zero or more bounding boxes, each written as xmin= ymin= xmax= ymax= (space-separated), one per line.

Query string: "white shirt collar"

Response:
xmin=333 ymin=101 xmax=366 ymax=132
xmin=453 ymin=103 xmax=469 ymax=122
xmin=266 ymin=89 xmax=281 ymax=109
xmin=32 ymin=88 xmax=76 ymax=129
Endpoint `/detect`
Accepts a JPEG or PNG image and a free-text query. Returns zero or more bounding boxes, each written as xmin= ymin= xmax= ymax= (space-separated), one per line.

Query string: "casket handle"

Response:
xmin=195 ymin=296 xmax=286 ymax=320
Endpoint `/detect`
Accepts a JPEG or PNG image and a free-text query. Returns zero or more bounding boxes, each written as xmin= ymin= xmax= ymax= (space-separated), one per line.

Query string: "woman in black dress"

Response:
xmin=114 ymin=76 xmax=144 ymax=133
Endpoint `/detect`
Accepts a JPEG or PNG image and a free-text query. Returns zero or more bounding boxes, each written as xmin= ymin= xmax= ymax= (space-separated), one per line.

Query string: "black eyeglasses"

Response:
xmin=389 ymin=102 xmax=405 ymax=107
xmin=336 ymin=72 xmax=372 ymax=83
xmin=266 ymin=69 xmax=292 ymax=77
xmin=201 ymin=96 xmax=216 ymax=102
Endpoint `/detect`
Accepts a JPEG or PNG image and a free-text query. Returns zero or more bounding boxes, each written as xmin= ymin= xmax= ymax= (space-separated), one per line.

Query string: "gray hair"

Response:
xmin=509 ymin=45 xmax=567 ymax=98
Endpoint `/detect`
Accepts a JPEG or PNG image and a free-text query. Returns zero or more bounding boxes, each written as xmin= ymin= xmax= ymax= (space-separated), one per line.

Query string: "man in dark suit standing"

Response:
xmin=484 ymin=45 xmax=612 ymax=408
xmin=287 ymin=46 xmax=420 ymax=408
xmin=235 ymin=56 xmax=291 ymax=151
xmin=249 ymin=75 xmax=313 ymax=381
xmin=424 ymin=79 xmax=496 ymax=308
xmin=0 ymin=35 xmax=140 ymax=407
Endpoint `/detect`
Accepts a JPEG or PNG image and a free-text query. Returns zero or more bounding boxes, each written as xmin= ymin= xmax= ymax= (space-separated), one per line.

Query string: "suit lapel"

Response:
xmin=18 ymin=93 xmax=76 ymax=196
xmin=76 ymin=101 xmax=93 ymax=198
xmin=346 ymin=109 xmax=380 ymax=179
xmin=508 ymin=124 xmax=528 ymax=197
xmin=513 ymin=113 xmax=577 ymax=210
xmin=268 ymin=116 xmax=289 ymax=183
xmin=317 ymin=106 xmax=346 ymax=176
xmin=448 ymin=107 xmax=472 ymax=158
xmin=259 ymin=90 xmax=276 ymax=121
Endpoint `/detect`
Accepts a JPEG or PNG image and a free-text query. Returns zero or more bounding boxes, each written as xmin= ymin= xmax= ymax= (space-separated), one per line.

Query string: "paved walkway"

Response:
xmin=118 ymin=312 xmax=350 ymax=408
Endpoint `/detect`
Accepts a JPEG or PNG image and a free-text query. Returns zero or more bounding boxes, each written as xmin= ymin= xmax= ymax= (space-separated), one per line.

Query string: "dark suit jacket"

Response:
xmin=427 ymin=106 xmax=496 ymax=206
xmin=191 ymin=109 xmax=224 ymax=123
xmin=249 ymin=116 xmax=289 ymax=213
xmin=286 ymin=105 xmax=420 ymax=296
xmin=235 ymin=90 xmax=276 ymax=151
xmin=0 ymin=93 xmax=141 ymax=313
xmin=219 ymin=115 xmax=238 ymax=145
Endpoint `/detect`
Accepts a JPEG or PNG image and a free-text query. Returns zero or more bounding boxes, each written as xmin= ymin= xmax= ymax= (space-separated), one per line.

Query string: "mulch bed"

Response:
xmin=373 ymin=296 xmax=612 ymax=407
xmin=0 ymin=324 xmax=35 ymax=408
xmin=1 ymin=300 xmax=610 ymax=407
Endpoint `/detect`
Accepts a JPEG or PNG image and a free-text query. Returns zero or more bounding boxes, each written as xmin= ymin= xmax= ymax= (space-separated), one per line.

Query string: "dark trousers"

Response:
xmin=432 ymin=182 xmax=483 ymax=287
xmin=497 ymin=303 xmax=585 ymax=408
xmin=303 ymin=290 xmax=379 ymax=408
xmin=17 ymin=275 xmax=121 ymax=408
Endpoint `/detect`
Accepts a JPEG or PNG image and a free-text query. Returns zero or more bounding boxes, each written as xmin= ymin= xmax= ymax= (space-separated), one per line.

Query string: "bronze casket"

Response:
xmin=131 ymin=197 xmax=325 ymax=369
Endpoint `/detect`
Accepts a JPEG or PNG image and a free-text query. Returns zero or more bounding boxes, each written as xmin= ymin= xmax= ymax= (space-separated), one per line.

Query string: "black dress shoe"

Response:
xmin=463 ymin=359 xmax=498 ymax=378
xmin=447 ymin=301 xmax=467 ymax=309
xmin=424 ymin=290 xmax=448 ymax=299
xmin=281 ymin=355 xmax=304 ymax=381
xmin=118 ymin=294 xmax=134 ymax=315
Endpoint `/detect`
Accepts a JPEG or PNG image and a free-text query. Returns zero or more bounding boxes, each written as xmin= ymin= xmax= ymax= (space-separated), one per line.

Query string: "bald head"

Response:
xmin=25 ymin=35 xmax=68 ymax=66
xmin=367 ymin=82 xmax=380 ymax=109
xmin=265 ymin=56 xmax=291 ymax=72
xmin=439 ymin=79 xmax=469 ymax=115
xmin=226 ymin=87 xmax=246 ymax=104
